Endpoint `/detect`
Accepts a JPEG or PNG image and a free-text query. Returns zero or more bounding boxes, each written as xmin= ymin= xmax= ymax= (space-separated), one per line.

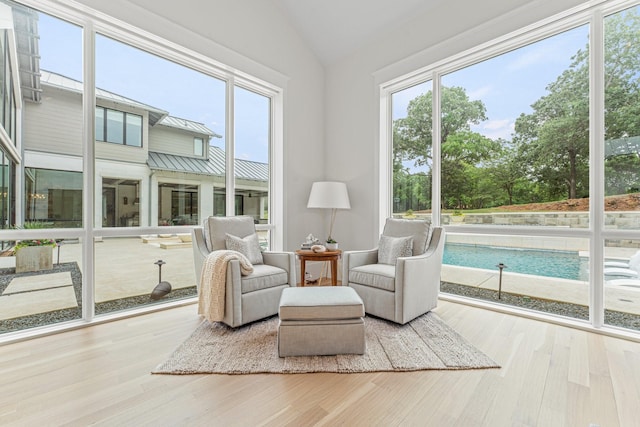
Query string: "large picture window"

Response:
xmin=0 ymin=0 xmax=283 ymax=339
xmin=382 ymin=2 xmax=640 ymax=333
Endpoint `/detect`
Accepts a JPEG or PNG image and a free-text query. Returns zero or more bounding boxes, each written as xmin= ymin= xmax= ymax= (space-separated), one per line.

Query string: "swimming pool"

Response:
xmin=443 ymin=243 xmax=590 ymax=281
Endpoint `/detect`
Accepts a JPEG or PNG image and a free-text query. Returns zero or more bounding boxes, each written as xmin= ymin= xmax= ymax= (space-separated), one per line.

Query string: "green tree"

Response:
xmin=393 ymin=86 xmax=493 ymax=209
xmin=486 ymin=140 xmax=528 ymax=206
xmin=514 ymin=56 xmax=590 ymax=200
xmin=441 ymin=130 xmax=499 ymax=209
xmin=603 ymin=9 xmax=640 ymax=195
xmin=515 ymin=8 xmax=640 ymax=200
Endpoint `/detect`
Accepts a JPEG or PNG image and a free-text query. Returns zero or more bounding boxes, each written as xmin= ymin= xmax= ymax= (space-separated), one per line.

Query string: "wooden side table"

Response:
xmin=295 ymin=249 xmax=342 ymax=286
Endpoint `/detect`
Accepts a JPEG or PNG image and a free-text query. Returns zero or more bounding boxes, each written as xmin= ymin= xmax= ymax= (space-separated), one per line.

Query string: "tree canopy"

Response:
xmin=392 ymin=7 xmax=640 ymax=213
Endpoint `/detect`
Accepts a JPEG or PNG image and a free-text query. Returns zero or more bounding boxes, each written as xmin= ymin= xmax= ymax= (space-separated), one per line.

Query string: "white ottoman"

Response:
xmin=278 ymin=286 xmax=365 ymax=357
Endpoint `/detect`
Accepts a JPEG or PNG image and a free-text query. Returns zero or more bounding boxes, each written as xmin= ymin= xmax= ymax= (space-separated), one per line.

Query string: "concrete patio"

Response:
xmin=0 ymin=235 xmax=197 ymax=323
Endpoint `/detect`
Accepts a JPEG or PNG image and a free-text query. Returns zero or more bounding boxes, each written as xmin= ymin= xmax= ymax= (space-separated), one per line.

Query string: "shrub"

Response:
xmin=13 ymin=221 xmax=57 ymax=252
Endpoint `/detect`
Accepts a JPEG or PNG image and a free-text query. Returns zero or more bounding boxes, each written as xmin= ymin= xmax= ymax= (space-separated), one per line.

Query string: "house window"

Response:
xmin=0 ymin=149 xmax=11 ymax=230
xmin=95 ymin=106 xmax=143 ymax=147
xmin=194 ymin=137 xmax=204 ymax=156
xmin=157 ymin=182 xmax=198 ymax=225
xmin=24 ymin=168 xmax=83 ymax=228
xmin=0 ymin=29 xmax=16 ymax=144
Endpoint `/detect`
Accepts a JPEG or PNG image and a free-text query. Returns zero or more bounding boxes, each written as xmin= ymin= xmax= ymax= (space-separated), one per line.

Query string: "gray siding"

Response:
xmin=95 ymin=141 xmax=148 ymax=164
xmin=149 ymin=126 xmax=201 ymax=158
xmin=23 ymin=85 xmax=148 ymax=164
xmin=23 ymin=86 xmax=83 ymax=156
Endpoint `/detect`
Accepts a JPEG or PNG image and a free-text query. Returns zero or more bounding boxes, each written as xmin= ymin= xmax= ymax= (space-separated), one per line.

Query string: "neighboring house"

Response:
xmin=0 ymin=1 xmax=268 ymax=231
xmin=21 ymin=69 xmax=268 ymax=228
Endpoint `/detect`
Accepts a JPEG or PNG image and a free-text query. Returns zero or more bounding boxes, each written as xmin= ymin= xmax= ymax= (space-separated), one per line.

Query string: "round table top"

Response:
xmin=296 ymin=249 xmax=342 ymax=258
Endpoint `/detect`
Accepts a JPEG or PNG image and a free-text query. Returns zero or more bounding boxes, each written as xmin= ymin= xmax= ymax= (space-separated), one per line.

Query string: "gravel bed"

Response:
xmin=2 ymin=268 xmax=638 ymax=333
xmin=441 ymin=282 xmax=640 ymax=331
xmin=0 ymin=263 xmax=196 ymax=333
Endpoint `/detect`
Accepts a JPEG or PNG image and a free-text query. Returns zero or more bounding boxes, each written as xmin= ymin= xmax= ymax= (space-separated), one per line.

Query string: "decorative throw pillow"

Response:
xmin=225 ymin=233 xmax=263 ymax=265
xmin=378 ymin=235 xmax=413 ymax=265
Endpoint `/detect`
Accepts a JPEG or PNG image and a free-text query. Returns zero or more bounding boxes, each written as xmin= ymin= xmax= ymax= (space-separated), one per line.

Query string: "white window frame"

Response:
xmin=378 ymin=0 xmax=640 ymax=338
xmin=2 ymin=0 xmax=285 ymax=337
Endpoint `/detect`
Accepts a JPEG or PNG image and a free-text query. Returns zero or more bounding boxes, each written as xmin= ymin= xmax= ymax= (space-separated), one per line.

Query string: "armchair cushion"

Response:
xmin=203 ymin=216 xmax=256 ymax=251
xmin=349 ymin=264 xmax=396 ymax=292
xmin=225 ymin=232 xmax=263 ymax=264
xmin=378 ymin=235 xmax=413 ymax=265
xmin=241 ymin=264 xmax=289 ymax=294
xmin=382 ymin=218 xmax=430 ymax=255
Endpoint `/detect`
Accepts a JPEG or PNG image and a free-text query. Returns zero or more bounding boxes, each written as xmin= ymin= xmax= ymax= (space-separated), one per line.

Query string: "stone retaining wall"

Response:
xmin=443 ymin=211 xmax=640 ymax=229
xmin=397 ymin=212 xmax=640 ymax=249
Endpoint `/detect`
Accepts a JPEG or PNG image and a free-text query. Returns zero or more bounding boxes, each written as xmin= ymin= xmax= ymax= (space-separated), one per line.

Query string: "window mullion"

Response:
xmin=589 ymin=9 xmax=606 ymax=328
xmin=225 ymin=77 xmax=235 ymax=216
xmin=432 ymin=72 xmax=442 ymax=227
xmin=83 ymin=22 xmax=96 ymax=322
xmin=123 ymin=112 xmax=127 ymax=146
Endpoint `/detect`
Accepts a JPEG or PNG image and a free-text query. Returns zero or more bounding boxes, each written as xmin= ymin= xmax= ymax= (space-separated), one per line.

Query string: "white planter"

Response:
xmin=326 ymin=243 xmax=339 ymax=251
xmin=15 ymin=246 xmax=54 ymax=273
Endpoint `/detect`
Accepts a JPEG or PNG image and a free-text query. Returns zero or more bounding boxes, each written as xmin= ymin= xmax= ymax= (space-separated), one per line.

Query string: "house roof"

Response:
xmin=157 ymin=116 xmax=221 ymax=138
xmin=148 ymin=146 xmax=268 ymax=182
xmin=39 ymin=70 xmax=217 ymax=136
xmin=12 ymin=4 xmax=41 ymax=103
xmin=39 ymin=70 xmax=170 ymax=127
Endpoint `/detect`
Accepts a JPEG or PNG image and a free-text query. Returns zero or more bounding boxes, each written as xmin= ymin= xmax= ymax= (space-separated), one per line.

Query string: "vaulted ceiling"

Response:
xmin=271 ymin=0 xmax=447 ymax=65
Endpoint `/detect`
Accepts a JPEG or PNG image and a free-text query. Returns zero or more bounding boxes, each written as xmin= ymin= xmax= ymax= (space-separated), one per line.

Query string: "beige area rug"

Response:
xmin=153 ymin=312 xmax=499 ymax=374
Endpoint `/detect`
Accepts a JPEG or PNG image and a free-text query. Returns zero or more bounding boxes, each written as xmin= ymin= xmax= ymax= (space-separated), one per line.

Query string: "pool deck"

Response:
xmin=442 ymin=264 xmax=640 ymax=316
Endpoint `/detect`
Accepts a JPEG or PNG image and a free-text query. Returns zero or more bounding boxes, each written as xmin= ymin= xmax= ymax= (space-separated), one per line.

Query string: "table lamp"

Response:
xmin=307 ymin=181 xmax=351 ymax=242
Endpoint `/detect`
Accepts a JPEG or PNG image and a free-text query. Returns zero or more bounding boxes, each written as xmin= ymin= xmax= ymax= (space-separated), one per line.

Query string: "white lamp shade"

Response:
xmin=307 ymin=181 xmax=351 ymax=209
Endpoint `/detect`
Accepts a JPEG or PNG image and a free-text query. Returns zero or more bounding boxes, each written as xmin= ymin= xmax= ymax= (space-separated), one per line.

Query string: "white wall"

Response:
xmin=75 ymin=0 xmax=326 ymax=251
xmin=324 ymin=0 xmax=588 ymax=251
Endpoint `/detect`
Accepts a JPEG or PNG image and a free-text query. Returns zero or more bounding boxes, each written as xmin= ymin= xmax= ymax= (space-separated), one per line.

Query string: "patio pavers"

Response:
xmin=4 ymin=272 xmax=72 ymax=294
xmin=0 ymin=286 xmax=77 ymax=320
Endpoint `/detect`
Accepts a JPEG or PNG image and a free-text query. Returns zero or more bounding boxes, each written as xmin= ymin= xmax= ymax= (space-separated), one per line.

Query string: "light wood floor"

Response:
xmin=2 ymin=301 xmax=640 ymax=427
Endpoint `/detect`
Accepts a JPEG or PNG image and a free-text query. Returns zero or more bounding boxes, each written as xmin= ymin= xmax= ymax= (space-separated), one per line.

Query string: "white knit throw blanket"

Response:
xmin=198 ymin=250 xmax=254 ymax=322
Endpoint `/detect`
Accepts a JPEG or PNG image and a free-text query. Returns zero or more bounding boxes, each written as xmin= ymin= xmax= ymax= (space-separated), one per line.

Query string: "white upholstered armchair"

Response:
xmin=342 ymin=218 xmax=445 ymax=325
xmin=192 ymin=216 xmax=296 ymax=328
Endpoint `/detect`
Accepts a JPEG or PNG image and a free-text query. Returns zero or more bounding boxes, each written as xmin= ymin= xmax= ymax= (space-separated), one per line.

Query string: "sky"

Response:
xmin=392 ymin=24 xmax=590 ymax=142
xmin=36 ymin=12 xmax=270 ymax=164
xmin=37 ymin=9 xmax=591 ymax=167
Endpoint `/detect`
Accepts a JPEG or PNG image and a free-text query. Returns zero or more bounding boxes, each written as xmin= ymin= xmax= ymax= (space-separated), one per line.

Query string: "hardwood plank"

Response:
xmin=1 ymin=301 xmax=640 ymax=426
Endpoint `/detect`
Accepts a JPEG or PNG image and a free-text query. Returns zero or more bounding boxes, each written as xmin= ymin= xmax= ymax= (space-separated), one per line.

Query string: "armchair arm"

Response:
xmin=224 ymin=259 xmax=244 ymax=327
xmin=342 ymin=248 xmax=378 ymax=286
xmin=397 ymin=227 xmax=445 ymax=284
xmin=192 ymin=227 xmax=210 ymax=287
xmin=396 ymin=249 xmax=443 ymax=285
xmin=221 ymin=254 xmax=294 ymax=328
xmin=394 ymin=227 xmax=445 ymax=323
xmin=262 ymin=251 xmax=297 ymax=287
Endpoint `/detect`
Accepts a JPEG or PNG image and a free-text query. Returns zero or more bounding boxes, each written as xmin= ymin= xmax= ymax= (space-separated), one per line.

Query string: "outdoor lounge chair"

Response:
xmin=604 ymin=250 xmax=640 ymax=279
xmin=605 ymin=278 xmax=640 ymax=289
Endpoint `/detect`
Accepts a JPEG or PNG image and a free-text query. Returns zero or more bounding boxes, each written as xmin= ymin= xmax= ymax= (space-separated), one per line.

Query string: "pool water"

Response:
xmin=443 ymin=243 xmax=589 ymax=281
